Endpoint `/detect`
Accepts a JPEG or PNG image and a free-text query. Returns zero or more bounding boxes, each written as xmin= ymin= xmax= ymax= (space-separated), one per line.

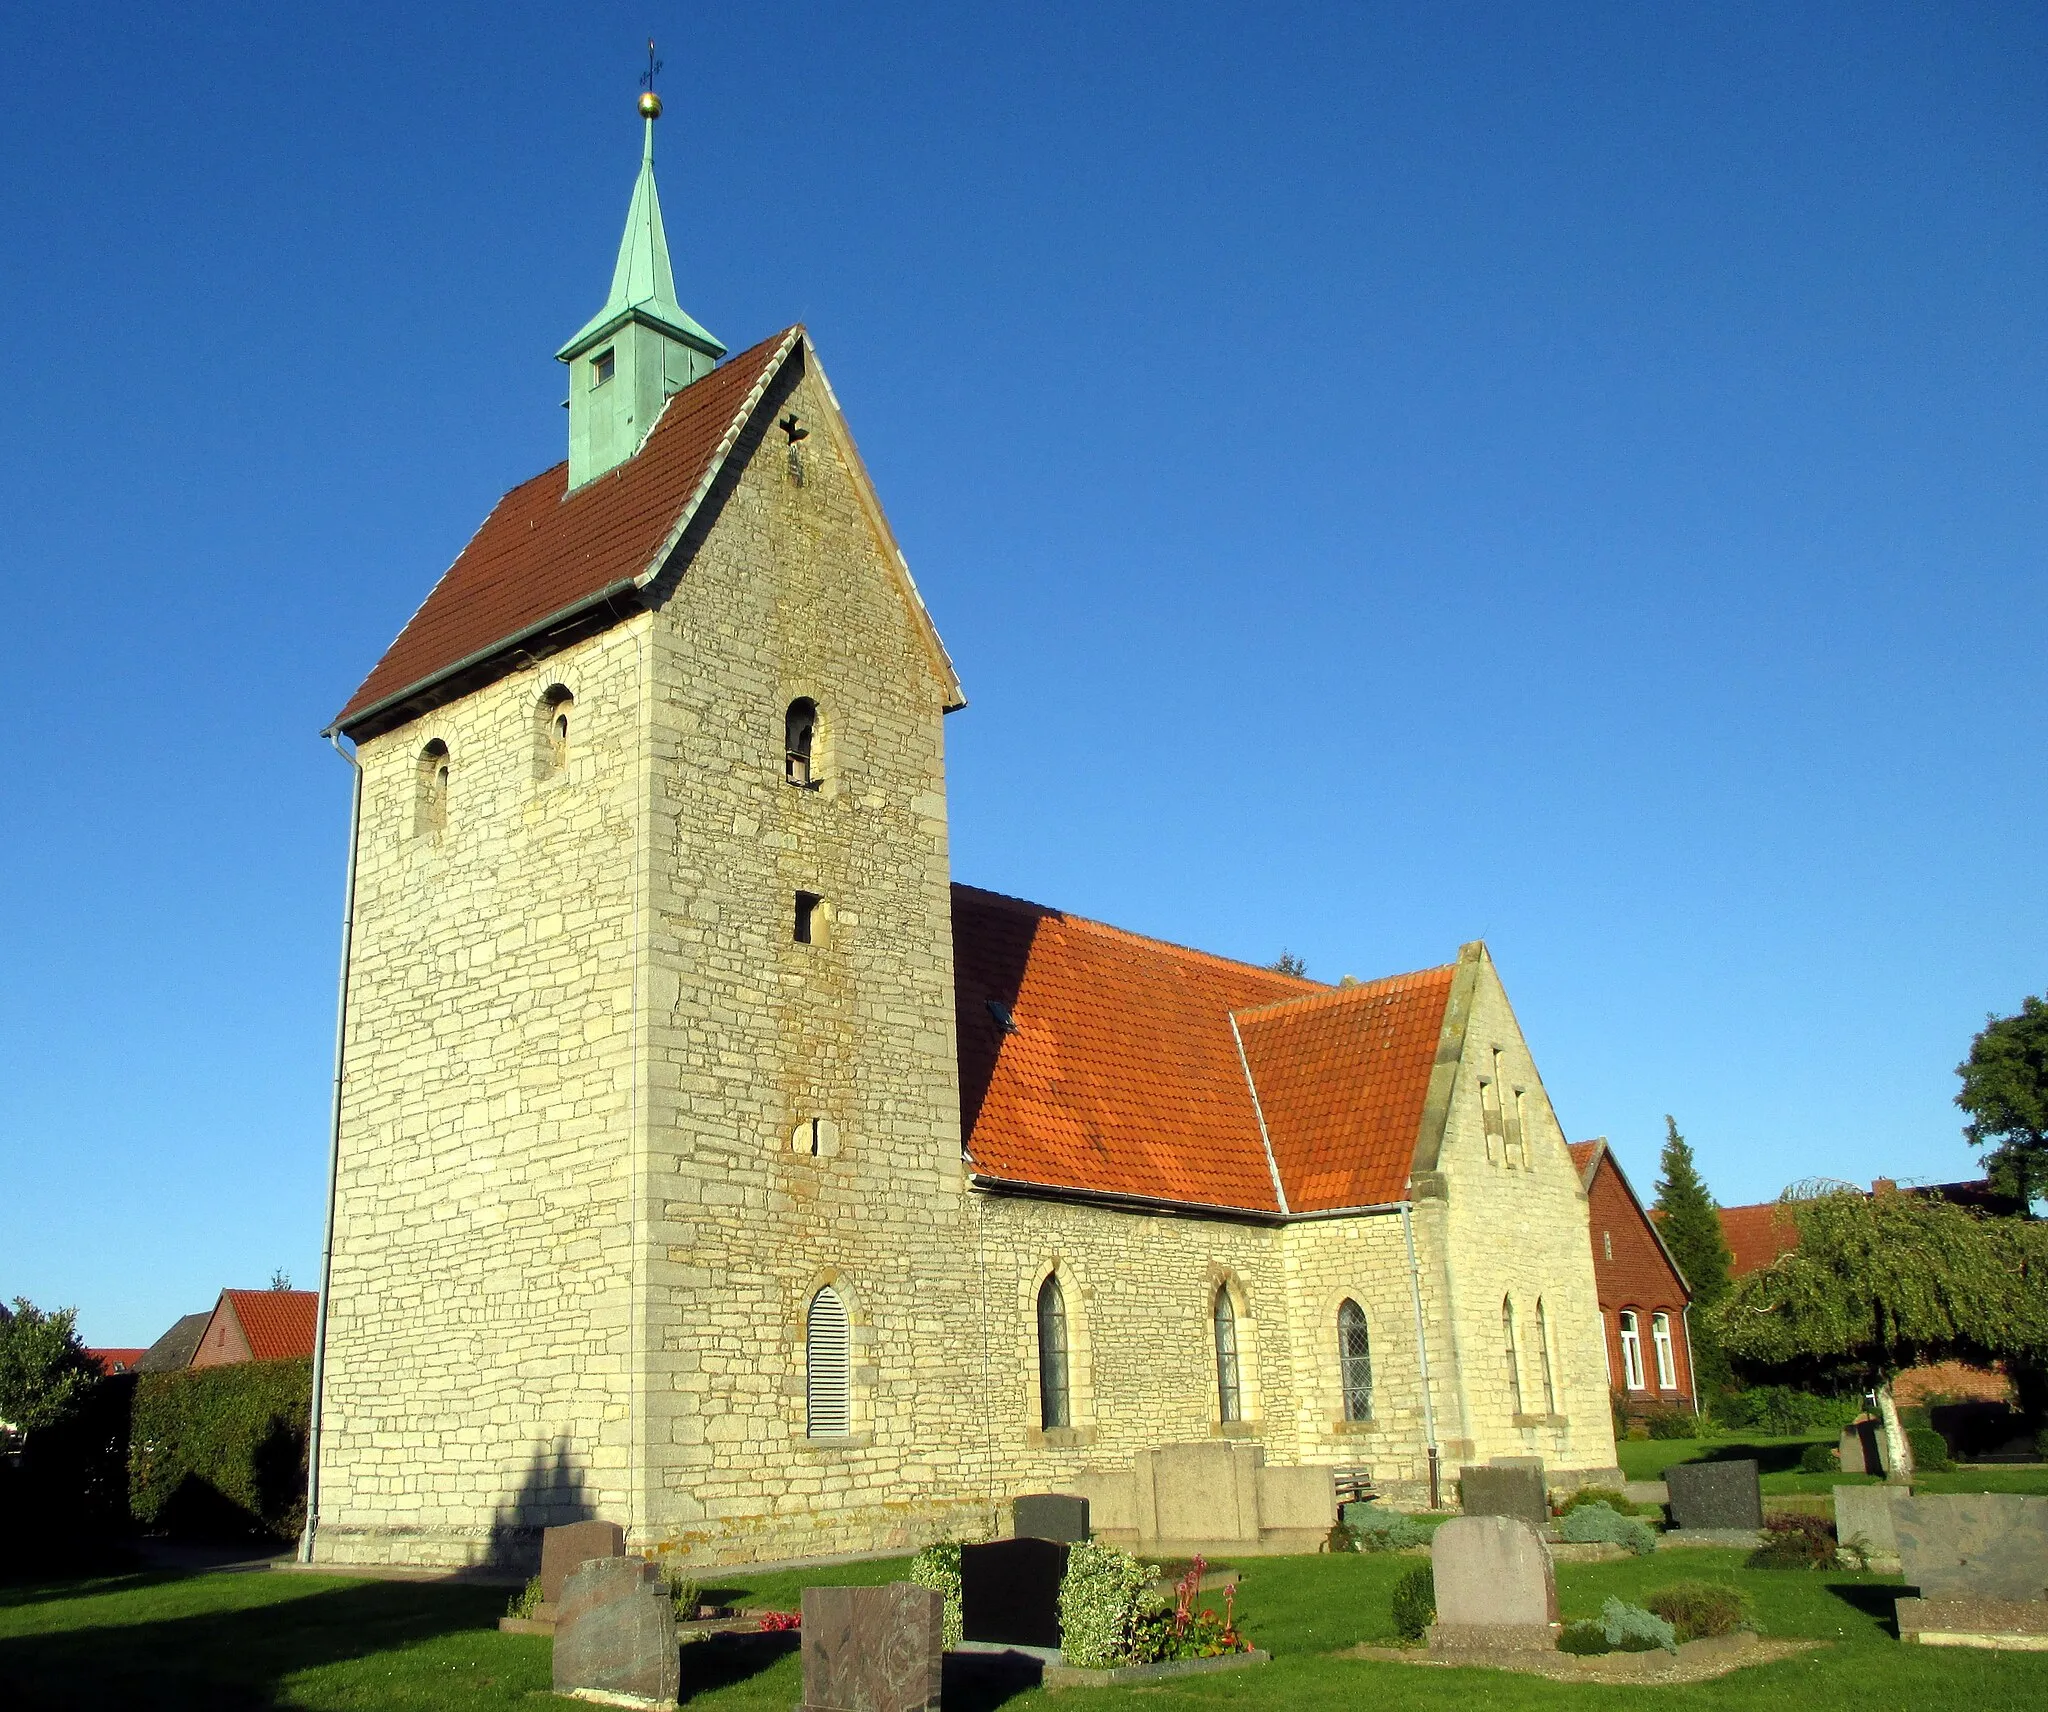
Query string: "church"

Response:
xmin=306 ymin=93 xmax=1620 ymax=1570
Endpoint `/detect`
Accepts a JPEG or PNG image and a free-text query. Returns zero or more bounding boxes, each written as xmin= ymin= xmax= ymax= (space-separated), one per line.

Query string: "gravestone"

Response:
xmin=1666 ymin=1459 xmax=1763 ymax=1531
xmin=1834 ymin=1485 xmax=1903 ymax=1564
xmin=540 ymin=1518 xmax=627 ymax=1606
xmin=1839 ymin=1419 xmax=1883 ymax=1477
xmin=961 ymin=1537 xmax=1070 ymax=1648
xmin=799 ymin=1583 xmax=943 ymax=1712
xmin=1427 ymin=1514 xmax=1559 ymax=1653
xmin=1894 ymin=1494 xmax=2048 ymax=1601
xmin=1013 ymin=1493 xmax=1090 ymax=1544
xmin=1458 ymin=1463 xmax=1549 ymax=1532
xmin=552 ymin=1556 xmax=679 ymax=1706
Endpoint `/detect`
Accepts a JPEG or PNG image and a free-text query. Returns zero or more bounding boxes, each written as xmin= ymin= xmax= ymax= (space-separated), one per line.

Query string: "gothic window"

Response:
xmin=1214 ymin=1285 xmax=1243 ymax=1424
xmin=1337 ymin=1299 xmax=1373 ymax=1422
xmin=785 ymin=698 xmax=818 ymax=787
xmin=1535 ymin=1298 xmax=1557 ymax=1414
xmin=1618 ymin=1310 xmax=1646 ymax=1391
xmin=415 ymin=739 xmax=449 ymax=837
xmin=1651 ymin=1311 xmax=1677 ymax=1390
xmin=1502 ymin=1296 xmax=1524 ymax=1414
xmin=1037 ymin=1274 xmax=1071 ymax=1430
xmin=805 ymin=1286 xmax=850 ymax=1437
xmin=535 ymin=685 xmax=573 ymax=779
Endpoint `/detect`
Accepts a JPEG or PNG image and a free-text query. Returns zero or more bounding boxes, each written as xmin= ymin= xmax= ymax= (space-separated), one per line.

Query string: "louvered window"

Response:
xmin=1037 ymin=1275 xmax=1071 ymax=1429
xmin=1214 ymin=1287 xmax=1243 ymax=1423
xmin=806 ymin=1286 xmax=850 ymax=1437
xmin=1338 ymin=1299 xmax=1373 ymax=1421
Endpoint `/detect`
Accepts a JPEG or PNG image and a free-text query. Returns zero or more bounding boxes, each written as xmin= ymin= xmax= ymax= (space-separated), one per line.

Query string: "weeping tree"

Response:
xmin=1708 ymin=1185 xmax=2048 ymax=1479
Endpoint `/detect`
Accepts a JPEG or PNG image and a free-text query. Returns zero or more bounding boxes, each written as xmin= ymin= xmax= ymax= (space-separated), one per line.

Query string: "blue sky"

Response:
xmin=2 ymin=3 xmax=2042 ymax=1345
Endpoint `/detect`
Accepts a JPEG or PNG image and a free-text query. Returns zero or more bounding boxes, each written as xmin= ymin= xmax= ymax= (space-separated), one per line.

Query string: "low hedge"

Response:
xmin=129 ymin=1357 xmax=311 ymax=1541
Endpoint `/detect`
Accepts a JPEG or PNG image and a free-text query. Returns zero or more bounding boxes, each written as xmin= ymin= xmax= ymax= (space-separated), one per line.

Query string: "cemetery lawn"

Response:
xmin=1617 ymin=1433 xmax=2048 ymax=1497
xmin=4 ymin=1547 xmax=2046 ymax=1710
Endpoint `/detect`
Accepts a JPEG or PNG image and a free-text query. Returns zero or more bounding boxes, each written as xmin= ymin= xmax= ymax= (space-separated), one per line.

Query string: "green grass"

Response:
xmin=6 ymin=1545 xmax=2048 ymax=1710
xmin=1615 ymin=1433 xmax=2048 ymax=1498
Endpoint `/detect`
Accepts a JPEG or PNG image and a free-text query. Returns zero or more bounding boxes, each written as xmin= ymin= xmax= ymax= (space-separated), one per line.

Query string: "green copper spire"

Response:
xmin=558 ymin=91 xmax=726 ymax=489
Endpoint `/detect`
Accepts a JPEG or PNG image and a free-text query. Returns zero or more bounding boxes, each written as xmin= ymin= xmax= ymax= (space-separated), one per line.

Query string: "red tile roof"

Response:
xmin=952 ymin=885 xmax=1456 ymax=1214
xmin=333 ymin=328 xmax=800 ymax=732
xmin=1717 ymin=1202 xmax=1801 ymax=1276
xmin=1568 ymin=1139 xmax=1600 ymax=1180
xmin=222 ymin=1289 xmax=318 ymax=1362
xmin=1235 ymin=970 xmax=1458 ymax=1212
xmin=87 ymin=1347 xmax=146 ymax=1376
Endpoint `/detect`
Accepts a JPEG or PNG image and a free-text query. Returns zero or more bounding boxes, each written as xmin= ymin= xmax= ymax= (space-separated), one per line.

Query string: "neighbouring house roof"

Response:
xmin=213 ymin=1289 xmax=319 ymax=1363
xmin=1572 ymin=1137 xmax=1693 ymax=1297
xmin=331 ymin=326 xmax=963 ymax=739
xmin=87 ymin=1348 xmax=146 ymax=1376
xmin=1719 ymin=1202 xmax=1801 ymax=1277
xmin=951 ymin=884 xmax=1460 ymax=1216
xmin=137 ymin=1311 xmax=211 ymax=1372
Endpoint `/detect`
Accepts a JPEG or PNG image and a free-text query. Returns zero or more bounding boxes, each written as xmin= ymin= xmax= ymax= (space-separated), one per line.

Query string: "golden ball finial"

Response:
xmin=639 ymin=91 xmax=662 ymax=119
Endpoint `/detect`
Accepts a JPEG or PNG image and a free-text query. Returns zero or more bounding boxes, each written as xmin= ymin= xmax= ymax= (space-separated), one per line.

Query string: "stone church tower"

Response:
xmin=309 ymin=94 xmax=1621 ymax=1573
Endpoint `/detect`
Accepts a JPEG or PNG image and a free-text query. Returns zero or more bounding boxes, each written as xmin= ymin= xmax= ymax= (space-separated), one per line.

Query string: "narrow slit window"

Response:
xmin=535 ymin=685 xmax=573 ymax=778
xmin=805 ymin=1286 xmax=850 ymax=1437
xmin=1337 ymin=1299 xmax=1373 ymax=1422
xmin=415 ymin=739 xmax=450 ymax=837
xmin=1037 ymin=1275 xmax=1071 ymax=1430
xmin=1651 ymin=1311 xmax=1677 ymax=1390
xmin=785 ymin=698 xmax=817 ymax=787
xmin=794 ymin=891 xmax=823 ymax=945
xmin=1502 ymin=1295 xmax=1524 ymax=1414
xmin=1214 ymin=1286 xmax=1243 ymax=1424
xmin=1536 ymin=1298 xmax=1557 ymax=1414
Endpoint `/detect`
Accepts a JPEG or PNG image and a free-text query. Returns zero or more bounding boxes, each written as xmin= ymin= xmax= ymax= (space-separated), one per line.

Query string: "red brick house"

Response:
xmin=189 ymin=1289 xmax=319 ymax=1369
xmin=1570 ymin=1139 xmax=1695 ymax=1411
xmin=86 ymin=1348 xmax=147 ymax=1376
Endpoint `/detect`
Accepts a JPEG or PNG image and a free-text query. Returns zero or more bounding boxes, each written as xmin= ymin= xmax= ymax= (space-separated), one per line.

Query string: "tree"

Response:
xmin=1956 ymin=995 xmax=2048 ymax=1204
xmin=1709 ymin=1186 xmax=2048 ymax=1479
xmin=1269 ymin=951 xmax=1308 ymax=979
xmin=1651 ymin=1116 xmax=1735 ymax=1399
xmin=0 ymin=1298 xmax=98 ymax=1441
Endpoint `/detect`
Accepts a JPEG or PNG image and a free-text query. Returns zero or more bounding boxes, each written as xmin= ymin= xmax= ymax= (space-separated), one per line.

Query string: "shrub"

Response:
xmin=1906 ymin=1426 xmax=1953 ymax=1472
xmin=506 ymin=1575 xmax=543 ymax=1619
xmin=1558 ymin=1619 xmax=1611 ymax=1654
xmin=1601 ymin=1596 xmax=1678 ymax=1654
xmin=1344 ymin=1504 xmax=1429 ymax=1551
xmin=1557 ymin=1486 xmax=1639 ymax=1518
xmin=1747 ymin=1513 xmax=1838 ymax=1571
xmin=1558 ymin=1501 xmax=1657 ymax=1556
xmin=1797 ymin=1442 xmax=1836 ymax=1473
xmin=1644 ymin=1580 xmax=1752 ymax=1642
xmin=663 ymin=1569 xmax=702 ymax=1621
xmin=909 ymin=1541 xmax=964 ymax=1649
xmin=1326 ymin=1522 xmax=1358 ymax=1553
xmin=129 ymin=1357 xmax=311 ymax=1541
xmin=1644 ymin=1405 xmax=1699 ymax=1439
xmin=1391 ymin=1563 xmax=1435 ymax=1644
xmin=1056 ymin=1542 xmax=1157 ymax=1668
xmin=2037 ymin=1426 xmax=2048 ymax=1462
xmin=1721 ymin=1387 xmax=1861 ymax=1436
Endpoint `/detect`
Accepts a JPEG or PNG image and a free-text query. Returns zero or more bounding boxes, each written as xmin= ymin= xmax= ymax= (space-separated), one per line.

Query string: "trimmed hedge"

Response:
xmin=130 ymin=1357 xmax=310 ymax=1541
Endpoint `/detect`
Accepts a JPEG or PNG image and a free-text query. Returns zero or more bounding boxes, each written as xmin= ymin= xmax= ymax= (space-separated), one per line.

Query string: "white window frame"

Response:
xmin=1618 ymin=1309 xmax=1645 ymax=1391
xmin=1651 ymin=1311 xmax=1677 ymax=1390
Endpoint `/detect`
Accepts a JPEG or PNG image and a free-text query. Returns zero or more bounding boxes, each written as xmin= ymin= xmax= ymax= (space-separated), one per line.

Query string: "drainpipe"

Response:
xmin=300 ymin=733 xmax=363 ymax=1564
xmin=1400 ymin=1202 xmax=1441 ymax=1507
xmin=1681 ymin=1305 xmax=1701 ymax=1418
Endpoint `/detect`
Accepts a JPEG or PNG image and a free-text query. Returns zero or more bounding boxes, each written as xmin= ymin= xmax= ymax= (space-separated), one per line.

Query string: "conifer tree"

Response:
xmin=1652 ymin=1116 xmax=1735 ymax=1398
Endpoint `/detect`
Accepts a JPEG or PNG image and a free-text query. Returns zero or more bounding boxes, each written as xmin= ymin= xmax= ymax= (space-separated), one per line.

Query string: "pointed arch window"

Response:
xmin=1037 ymin=1275 xmax=1071 ymax=1430
xmin=1502 ymin=1295 xmax=1525 ymax=1415
xmin=805 ymin=1286 xmax=850 ymax=1437
xmin=1535 ymin=1298 xmax=1557 ymax=1413
xmin=535 ymin=685 xmax=573 ymax=779
xmin=1214 ymin=1286 xmax=1243 ymax=1424
xmin=415 ymin=739 xmax=450 ymax=837
xmin=1338 ymin=1299 xmax=1373 ymax=1421
xmin=785 ymin=698 xmax=818 ymax=787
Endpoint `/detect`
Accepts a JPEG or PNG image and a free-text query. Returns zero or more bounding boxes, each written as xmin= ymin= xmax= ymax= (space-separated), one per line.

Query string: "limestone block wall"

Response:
xmin=316 ymin=618 xmax=652 ymax=1566
xmin=1427 ymin=955 xmax=1619 ymax=1479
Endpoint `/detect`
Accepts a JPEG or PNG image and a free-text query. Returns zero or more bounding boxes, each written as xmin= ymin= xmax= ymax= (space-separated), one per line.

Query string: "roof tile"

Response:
xmin=222 ymin=1289 xmax=318 ymax=1362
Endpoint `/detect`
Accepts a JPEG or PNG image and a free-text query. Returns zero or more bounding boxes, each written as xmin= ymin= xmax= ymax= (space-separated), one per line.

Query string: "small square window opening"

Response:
xmin=592 ymin=348 xmax=615 ymax=387
xmin=794 ymin=891 xmax=824 ymax=945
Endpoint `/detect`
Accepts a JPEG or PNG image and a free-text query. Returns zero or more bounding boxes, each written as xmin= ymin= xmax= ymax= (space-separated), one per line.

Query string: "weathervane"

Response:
xmin=639 ymin=37 xmax=663 ymax=119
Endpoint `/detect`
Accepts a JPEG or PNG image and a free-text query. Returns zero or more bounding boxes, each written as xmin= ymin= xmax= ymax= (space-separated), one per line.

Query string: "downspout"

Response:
xmin=300 ymin=732 xmax=363 ymax=1564
xmin=1680 ymin=1304 xmax=1701 ymax=1418
xmin=1400 ymin=1202 xmax=1441 ymax=1507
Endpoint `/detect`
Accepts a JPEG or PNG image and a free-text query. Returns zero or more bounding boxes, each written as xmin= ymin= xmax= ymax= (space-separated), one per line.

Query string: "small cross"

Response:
xmin=641 ymin=38 xmax=662 ymax=96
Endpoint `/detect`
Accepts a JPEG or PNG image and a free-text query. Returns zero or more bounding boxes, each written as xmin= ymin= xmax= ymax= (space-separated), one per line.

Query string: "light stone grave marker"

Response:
xmin=1427 ymin=1514 xmax=1560 ymax=1653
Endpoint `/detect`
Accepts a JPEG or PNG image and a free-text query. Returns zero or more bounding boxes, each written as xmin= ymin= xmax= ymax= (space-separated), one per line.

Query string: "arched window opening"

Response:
xmin=1502 ymin=1296 xmax=1524 ymax=1415
xmin=785 ymin=698 xmax=818 ymax=788
xmin=1535 ymin=1298 xmax=1557 ymax=1414
xmin=415 ymin=739 xmax=450 ymax=837
xmin=1337 ymin=1299 xmax=1373 ymax=1422
xmin=1214 ymin=1286 xmax=1243 ymax=1424
xmin=1037 ymin=1275 xmax=1072 ymax=1430
xmin=1651 ymin=1311 xmax=1677 ymax=1390
xmin=805 ymin=1286 xmax=850 ymax=1437
xmin=1617 ymin=1310 xmax=1645 ymax=1391
xmin=535 ymin=686 xmax=573 ymax=779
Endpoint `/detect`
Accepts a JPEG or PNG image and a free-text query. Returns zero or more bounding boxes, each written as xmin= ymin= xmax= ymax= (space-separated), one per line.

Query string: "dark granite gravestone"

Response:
xmin=1458 ymin=1464 xmax=1549 ymax=1532
xmin=1013 ymin=1493 xmax=1090 ymax=1544
xmin=961 ymin=1537 xmax=1070 ymax=1649
xmin=1666 ymin=1460 xmax=1764 ymax=1531
xmin=800 ymin=1583 xmax=943 ymax=1712
xmin=539 ymin=1518 xmax=627 ymax=1606
xmin=552 ymin=1556 xmax=679 ymax=1705
xmin=1894 ymin=1494 xmax=2048 ymax=1601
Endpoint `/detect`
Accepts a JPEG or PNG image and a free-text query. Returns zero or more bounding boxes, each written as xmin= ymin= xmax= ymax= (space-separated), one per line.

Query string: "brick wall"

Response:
xmin=1582 ymin=1151 xmax=1693 ymax=1407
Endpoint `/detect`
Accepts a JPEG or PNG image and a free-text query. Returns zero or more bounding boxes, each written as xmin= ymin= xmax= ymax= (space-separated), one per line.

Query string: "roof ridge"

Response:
xmin=950 ymin=881 xmax=1327 ymax=991
xmin=1233 ymin=962 xmax=1457 ymax=1025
